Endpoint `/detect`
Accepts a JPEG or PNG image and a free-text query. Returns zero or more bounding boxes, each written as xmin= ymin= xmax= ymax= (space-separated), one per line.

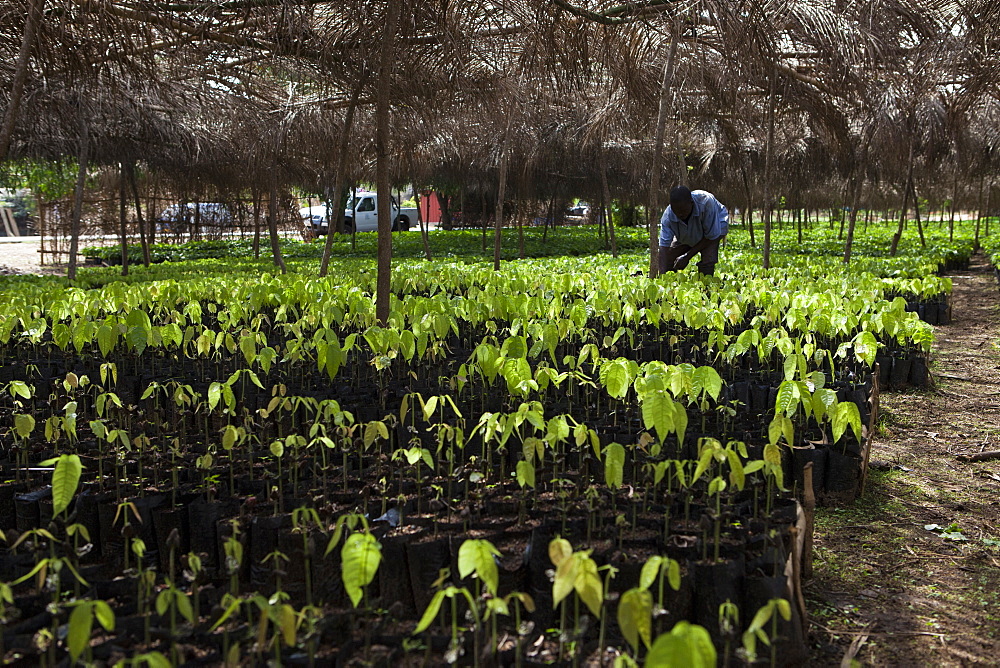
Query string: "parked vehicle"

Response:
xmin=158 ymin=202 xmax=233 ymax=231
xmin=301 ymin=192 xmax=416 ymax=234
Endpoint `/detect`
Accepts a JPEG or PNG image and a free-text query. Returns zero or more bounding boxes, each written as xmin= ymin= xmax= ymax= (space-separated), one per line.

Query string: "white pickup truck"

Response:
xmin=301 ymin=192 xmax=417 ymax=234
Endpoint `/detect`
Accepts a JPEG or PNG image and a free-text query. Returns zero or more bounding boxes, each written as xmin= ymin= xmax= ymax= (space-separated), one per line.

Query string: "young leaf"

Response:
xmin=222 ymin=425 xmax=238 ymax=451
xmin=413 ymin=589 xmax=447 ymax=635
xmin=421 ymin=395 xmax=439 ymax=422
xmin=604 ymin=443 xmax=625 ymax=490
xmin=67 ymin=602 xmax=94 ymax=662
xmin=548 ymin=537 xmax=573 ymax=568
xmin=208 ymin=382 xmax=222 ymax=411
xmin=639 ymin=556 xmax=663 ymax=591
xmin=457 ymin=538 xmax=501 ymax=596
xmin=13 ymin=414 xmax=34 ymax=439
xmin=341 ymin=532 xmax=382 ymax=607
xmin=45 ymin=454 xmax=83 ymax=517
xmin=515 ymin=460 xmax=536 ymax=489
xmin=617 ymin=587 xmax=653 ymax=652
xmin=645 ymin=621 xmax=717 ymax=668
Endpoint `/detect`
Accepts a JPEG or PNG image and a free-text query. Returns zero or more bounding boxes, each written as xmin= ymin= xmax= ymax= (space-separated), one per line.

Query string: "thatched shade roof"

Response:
xmin=0 ymin=0 xmax=997 ymax=209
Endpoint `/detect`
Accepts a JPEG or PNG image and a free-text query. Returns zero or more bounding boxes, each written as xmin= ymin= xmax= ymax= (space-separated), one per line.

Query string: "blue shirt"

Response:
xmin=659 ymin=190 xmax=729 ymax=247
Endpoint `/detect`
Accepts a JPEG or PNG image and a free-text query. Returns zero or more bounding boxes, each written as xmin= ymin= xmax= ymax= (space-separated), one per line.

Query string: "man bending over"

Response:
xmin=658 ymin=186 xmax=729 ymax=276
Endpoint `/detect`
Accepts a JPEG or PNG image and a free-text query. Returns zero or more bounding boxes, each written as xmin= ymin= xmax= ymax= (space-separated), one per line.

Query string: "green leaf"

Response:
xmin=641 ymin=390 xmax=675 ymax=445
xmin=692 ymin=444 xmax=716 ymax=484
xmin=553 ymin=556 xmax=577 ymax=609
xmin=548 ymin=537 xmax=572 ymax=567
xmin=51 ymin=454 xmax=83 ymax=517
xmin=604 ymin=443 xmax=625 ymax=490
xmin=522 ymin=436 xmax=544 ymax=464
xmin=667 ymin=559 xmax=681 ymax=591
xmin=618 ymin=587 xmax=653 ymax=651
xmin=97 ymin=323 xmax=116 ymax=357
xmin=763 ymin=442 xmax=781 ymax=468
xmin=546 ymin=416 xmax=570 ymax=443
xmin=178 ymin=590 xmax=195 ymax=623
xmin=209 ymin=596 xmax=244 ymax=631
xmin=13 ymin=413 xmax=34 ymax=439
xmin=726 ymin=449 xmax=746 ymax=491
xmin=691 ymin=366 xmax=722 ymax=402
xmin=603 ymin=359 xmax=630 ymax=399
xmin=780 ymin=415 xmax=794 ymax=448
xmin=500 ymin=334 xmax=528 ymax=359
xmin=8 ymin=380 xmax=31 ymax=400
xmin=573 ymin=554 xmax=604 ymax=618
xmin=515 ymin=459 xmax=536 ymax=489
xmin=68 ymin=602 xmax=94 ymax=662
xmin=812 ymin=388 xmax=838 ymax=421
xmin=458 ymin=539 xmax=501 ymax=596
xmin=645 ymin=621 xmax=717 ymax=668
xmin=832 ymin=402 xmax=863 ymax=444
xmin=421 ymin=395 xmax=439 ymax=422
xmin=93 ymin=600 xmax=115 ymax=631
xmin=413 ymin=589 xmax=447 ymax=635
xmin=341 ymin=532 xmax=382 ymax=607
xmin=639 ymin=556 xmax=663 ymax=591
xmin=774 ymin=381 xmax=799 ymax=417
xmin=207 ymin=382 xmax=222 ymax=411
xmin=245 ymin=370 xmax=264 ymax=389
xmin=270 ymin=440 xmax=284 ymax=458
xmin=222 ymin=425 xmax=238 ymax=451
xmin=155 ymin=589 xmax=170 ymax=616
xmin=239 ymin=333 xmax=256 ymax=366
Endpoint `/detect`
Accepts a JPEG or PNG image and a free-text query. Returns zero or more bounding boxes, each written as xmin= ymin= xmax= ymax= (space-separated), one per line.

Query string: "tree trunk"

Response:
xmin=267 ymin=182 xmax=287 ymax=274
xmin=948 ymin=171 xmax=958 ymax=241
xmin=252 ymin=190 xmax=261 ymax=259
xmin=320 ymin=76 xmax=365 ymax=277
xmin=762 ymin=71 xmax=777 ymax=269
xmin=0 ymin=0 xmax=43 ymax=163
xmin=437 ymin=192 xmax=453 ymax=231
xmin=518 ymin=202 xmax=526 ymax=259
xmin=647 ymin=20 xmax=680 ymax=277
xmin=374 ymin=0 xmax=399 ymax=324
xmin=126 ymin=163 xmax=151 ymax=266
xmin=67 ymin=121 xmax=89 ymax=281
xmin=741 ymin=167 xmax=756 ymax=247
xmin=600 ymin=147 xmax=617 ymax=257
xmin=843 ymin=173 xmax=863 ymax=264
xmin=415 ymin=190 xmax=432 ymax=260
xmin=911 ymin=180 xmax=926 ymax=248
xmin=542 ymin=192 xmax=555 ymax=244
xmin=147 ymin=193 xmax=157 ymax=247
xmin=983 ymin=184 xmax=993 ymax=240
xmin=119 ymin=163 xmax=129 ymax=276
xmin=492 ymin=123 xmax=511 ymax=271
xmin=890 ymin=143 xmax=915 ymax=256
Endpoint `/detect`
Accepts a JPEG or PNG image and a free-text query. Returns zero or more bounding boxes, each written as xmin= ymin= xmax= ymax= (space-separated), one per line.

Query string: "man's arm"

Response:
xmin=681 ymin=235 xmax=716 ymax=258
xmin=701 ymin=194 xmax=728 ymax=239
xmin=671 ymin=235 xmax=717 ymax=270
xmin=658 ymin=207 xmax=674 ymax=247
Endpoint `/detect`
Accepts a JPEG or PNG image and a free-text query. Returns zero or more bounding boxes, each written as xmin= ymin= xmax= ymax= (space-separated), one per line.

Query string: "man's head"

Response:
xmin=669 ymin=186 xmax=694 ymax=221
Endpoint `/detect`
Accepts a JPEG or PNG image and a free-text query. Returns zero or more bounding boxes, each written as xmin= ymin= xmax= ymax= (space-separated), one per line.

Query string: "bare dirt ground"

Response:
xmin=808 ymin=254 xmax=1000 ymax=667
xmin=0 ymin=239 xmax=66 ymax=275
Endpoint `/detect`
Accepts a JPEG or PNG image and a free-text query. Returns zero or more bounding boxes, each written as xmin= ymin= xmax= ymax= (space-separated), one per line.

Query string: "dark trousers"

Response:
xmin=659 ymin=238 xmax=722 ymax=275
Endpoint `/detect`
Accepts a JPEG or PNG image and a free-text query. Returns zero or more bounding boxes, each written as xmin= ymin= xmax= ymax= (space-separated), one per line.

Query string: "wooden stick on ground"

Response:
xmin=955 ymin=451 xmax=1000 ymax=462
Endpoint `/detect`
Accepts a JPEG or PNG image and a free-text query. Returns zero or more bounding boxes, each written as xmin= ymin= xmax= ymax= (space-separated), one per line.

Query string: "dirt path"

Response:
xmin=808 ymin=254 xmax=1000 ymax=666
xmin=0 ymin=238 xmax=65 ymax=276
